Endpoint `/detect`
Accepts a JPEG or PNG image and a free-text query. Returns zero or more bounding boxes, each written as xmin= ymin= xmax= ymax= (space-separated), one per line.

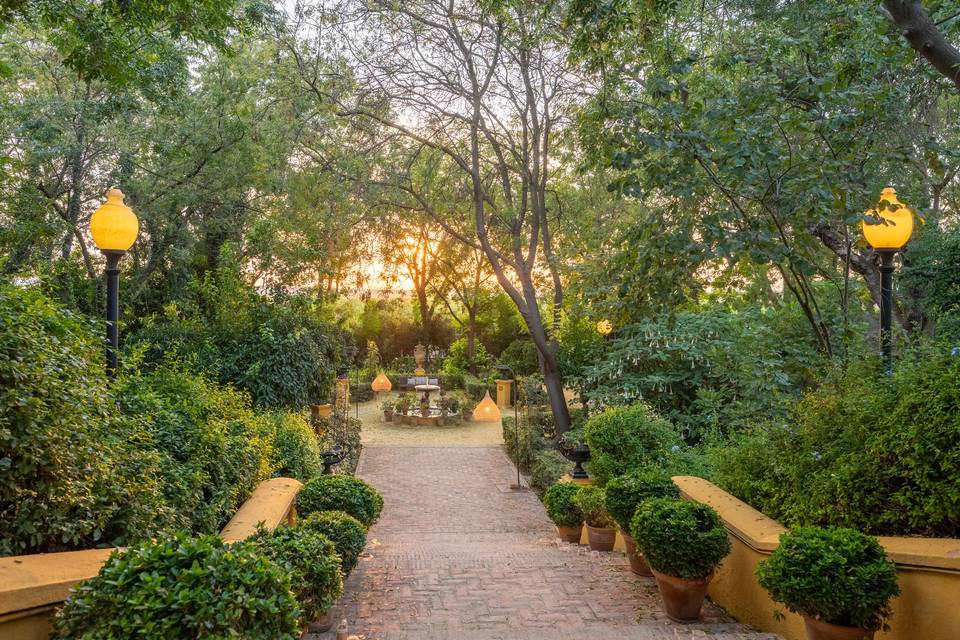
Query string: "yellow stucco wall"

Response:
xmin=674 ymin=476 xmax=960 ymax=640
xmin=0 ymin=477 xmax=303 ymax=640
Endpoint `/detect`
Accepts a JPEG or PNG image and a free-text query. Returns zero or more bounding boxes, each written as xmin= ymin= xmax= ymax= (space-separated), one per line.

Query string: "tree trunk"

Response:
xmin=884 ymin=1 xmax=960 ymax=90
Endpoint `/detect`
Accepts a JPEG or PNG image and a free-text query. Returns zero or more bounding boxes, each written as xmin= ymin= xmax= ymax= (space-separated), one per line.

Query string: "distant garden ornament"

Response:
xmin=472 ymin=391 xmax=501 ymax=422
xmin=371 ymin=372 xmax=392 ymax=392
xmin=413 ymin=343 xmax=427 ymax=375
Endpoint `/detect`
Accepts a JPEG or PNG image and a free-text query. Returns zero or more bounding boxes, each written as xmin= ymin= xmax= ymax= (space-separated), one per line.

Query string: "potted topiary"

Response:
xmin=572 ymin=485 xmax=616 ymax=551
xmin=543 ymin=482 xmax=584 ymax=543
xmin=631 ymin=497 xmax=731 ymax=622
xmin=381 ymin=399 xmax=394 ymax=422
xmin=756 ymin=527 xmax=900 ymax=640
xmin=605 ymin=468 xmax=680 ymax=575
xmin=299 ymin=510 xmax=367 ymax=575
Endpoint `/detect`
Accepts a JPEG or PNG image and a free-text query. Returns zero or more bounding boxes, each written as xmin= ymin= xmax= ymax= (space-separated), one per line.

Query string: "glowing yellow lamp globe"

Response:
xmin=371 ymin=372 xmax=392 ymax=392
xmin=90 ymin=188 xmax=139 ymax=252
xmin=472 ymin=391 xmax=501 ymax=422
xmin=596 ymin=319 xmax=613 ymax=336
xmin=861 ymin=187 xmax=914 ymax=250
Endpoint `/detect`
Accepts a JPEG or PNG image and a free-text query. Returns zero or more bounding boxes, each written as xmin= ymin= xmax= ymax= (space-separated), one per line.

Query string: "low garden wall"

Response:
xmin=673 ymin=476 xmax=960 ymax=640
xmin=0 ymin=477 xmax=303 ymax=640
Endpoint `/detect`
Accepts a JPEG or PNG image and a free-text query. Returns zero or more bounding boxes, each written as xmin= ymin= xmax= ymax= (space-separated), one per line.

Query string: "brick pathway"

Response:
xmin=312 ymin=445 xmax=780 ymax=640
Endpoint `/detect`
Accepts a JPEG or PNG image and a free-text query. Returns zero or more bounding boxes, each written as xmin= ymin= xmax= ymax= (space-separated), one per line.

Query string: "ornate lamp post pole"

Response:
xmin=861 ymin=186 xmax=914 ymax=372
xmin=89 ymin=188 xmax=139 ymax=377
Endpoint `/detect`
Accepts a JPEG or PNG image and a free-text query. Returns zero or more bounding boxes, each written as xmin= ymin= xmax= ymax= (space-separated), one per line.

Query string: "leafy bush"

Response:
xmin=502 ymin=416 xmax=547 ymax=470
xmin=713 ymin=350 xmax=960 ymax=536
xmin=443 ymin=337 xmax=490 ymax=375
xmin=584 ymin=403 xmax=681 ymax=485
xmin=249 ymin=526 xmax=343 ymax=624
xmin=573 ymin=485 xmax=615 ymax=528
xmin=499 ymin=338 xmax=540 ymax=376
xmin=0 ymin=284 xmax=169 ymax=555
xmin=350 ymin=382 xmax=374 ymax=402
xmin=300 ymin=511 xmax=367 ymax=573
xmin=465 ymin=378 xmax=493 ymax=402
xmin=605 ymin=468 xmax=680 ymax=531
xmin=52 ymin=533 xmax=301 ymax=639
xmin=530 ymin=449 xmax=570 ymax=494
xmin=631 ymin=497 xmax=730 ymax=579
xmin=131 ymin=267 xmax=341 ymax=408
xmin=543 ymin=482 xmax=583 ymax=528
xmin=115 ymin=362 xmax=274 ymax=535
xmin=265 ymin=410 xmax=323 ymax=481
xmin=756 ymin=527 xmax=900 ymax=630
xmin=296 ymin=475 xmax=383 ymax=528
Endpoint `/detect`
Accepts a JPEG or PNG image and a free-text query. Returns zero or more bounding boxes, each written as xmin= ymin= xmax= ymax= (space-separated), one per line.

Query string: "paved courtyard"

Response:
xmin=311 ymin=411 xmax=780 ymax=640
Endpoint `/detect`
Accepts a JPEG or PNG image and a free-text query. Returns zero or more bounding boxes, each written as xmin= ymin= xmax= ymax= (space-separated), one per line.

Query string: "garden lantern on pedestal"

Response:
xmin=89 ymin=188 xmax=139 ymax=377
xmin=861 ymin=186 xmax=914 ymax=371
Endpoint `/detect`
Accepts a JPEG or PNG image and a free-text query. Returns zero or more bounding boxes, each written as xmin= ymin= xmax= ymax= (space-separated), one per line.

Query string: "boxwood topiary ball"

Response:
xmin=631 ymin=497 xmax=730 ymax=579
xmin=300 ymin=510 xmax=367 ymax=574
xmin=296 ymin=474 xmax=383 ymax=528
xmin=605 ymin=468 xmax=680 ymax=532
xmin=756 ymin=526 xmax=900 ymax=631
xmin=52 ymin=532 xmax=301 ymax=639
xmin=543 ymin=482 xmax=583 ymax=529
xmin=248 ymin=525 xmax=344 ymax=624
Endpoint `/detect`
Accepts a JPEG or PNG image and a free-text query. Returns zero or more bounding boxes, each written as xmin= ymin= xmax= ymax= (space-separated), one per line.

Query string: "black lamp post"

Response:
xmin=861 ymin=187 xmax=914 ymax=372
xmin=89 ymin=189 xmax=138 ymax=377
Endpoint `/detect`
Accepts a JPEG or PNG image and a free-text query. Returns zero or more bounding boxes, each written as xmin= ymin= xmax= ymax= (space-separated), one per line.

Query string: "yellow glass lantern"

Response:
xmin=472 ymin=391 xmax=501 ymax=422
xmin=596 ymin=319 xmax=613 ymax=336
xmin=90 ymin=188 xmax=139 ymax=252
xmin=861 ymin=186 xmax=914 ymax=250
xmin=371 ymin=372 xmax=392 ymax=392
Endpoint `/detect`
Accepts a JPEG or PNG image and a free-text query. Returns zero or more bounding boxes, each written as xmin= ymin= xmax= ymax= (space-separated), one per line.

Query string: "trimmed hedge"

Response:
xmin=631 ymin=497 xmax=730 ymax=579
xmin=300 ymin=511 xmax=367 ymax=574
xmin=249 ymin=526 xmax=343 ymax=624
xmin=52 ymin=533 xmax=301 ymax=639
xmin=296 ymin=475 xmax=383 ymax=528
xmin=757 ymin=527 xmax=900 ymax=631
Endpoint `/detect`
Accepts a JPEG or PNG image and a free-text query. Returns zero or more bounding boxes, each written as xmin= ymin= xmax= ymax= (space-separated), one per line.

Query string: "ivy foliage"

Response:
xmin=52 ymin=533 xmax=301 ymax=639
xmin=757 ymin=527 xmax=900 ymax=630
xmin=631 ymin=497 xmax=731 ymax=579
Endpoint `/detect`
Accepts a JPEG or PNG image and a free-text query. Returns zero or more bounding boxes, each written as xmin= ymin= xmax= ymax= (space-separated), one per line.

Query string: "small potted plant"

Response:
xmin=631 ymin=497 xmax=731 ymax=622
xmin=381 ymin=399 xmax=394 ymax=422
xmin=395 ymin=392 xmax=411 ymax=416
xmin=572 ymin=485 xmax=616 ymax=551
xmin=605 ymin=468 xmax=679 ymax=575
xmin=448 ymin=394 xmax=462 ymax=419
xmin=756 ymin=527 xmax=900 ymax=640
xmin=543 ymin=482 xmax=583 ymax=543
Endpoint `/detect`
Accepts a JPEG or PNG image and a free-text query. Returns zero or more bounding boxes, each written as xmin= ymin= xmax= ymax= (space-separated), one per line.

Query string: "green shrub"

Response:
xmin=572 ymin=485 xmax=615 ymax=528
xmin=349 ymin=382 xmax=374 ymax=402
xmin=530 ymin=449 xmax=570 ymax=494
xmin=52 ymin=533 xmax=301 ymax=639
xmin=499 ymin=338 xmax=540 ymax=376
xmin=713 ymin=351 xmax=960 ymax=536
xmin=249 ymin=526 xmax=343 ymax=624
xmin=631 ymin=497 xmax=730 ymax=579
xmin=543 ymin=482 xmax=583 ymax=528
xmin=756 ymin=527 xmax=900 ymax=630
xmin=300 ymin=511 xmax=367 ymax=574
xmin=0 ymin=284 xmax=169 ymax=554
xmin=502 ymin=416 xmax=549 ymax=470
xmin=443 ymin=337 xmax=490 ymax=375
xmin=605 ymin=468 xmax=680 ymax=531
xmin=584 ymin=403 xmax=681 ymax=485
xmin=265 ymin=410 xmax=323 ymax=480
xmin=296 ymin=475 xmax=383 ymax=528
xmin=115 ymin=362 xmax=274 ymax=535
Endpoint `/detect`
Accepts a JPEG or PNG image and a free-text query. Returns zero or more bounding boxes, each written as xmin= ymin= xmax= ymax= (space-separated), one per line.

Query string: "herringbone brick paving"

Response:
xmin=311 ymin=444 xmax=780 ymax=640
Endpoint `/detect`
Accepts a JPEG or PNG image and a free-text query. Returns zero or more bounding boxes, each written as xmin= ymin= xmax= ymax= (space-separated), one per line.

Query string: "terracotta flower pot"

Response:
xmin=651 ymin=569 xmax=713 ymax=622
xmin=802 ymin=616 xmax=876 ymax=640
xmin=556 ymin=524 xmax=583 ymax=543
xmin=585 ymin=524 xmax=616 ymax=551
xmin=621 ymin=530 xmax=652 ymax=576
xmin=384 ymin=411 xmax=393 ymax=422
xmin=306 ymin=611 xmax=334 ymax=634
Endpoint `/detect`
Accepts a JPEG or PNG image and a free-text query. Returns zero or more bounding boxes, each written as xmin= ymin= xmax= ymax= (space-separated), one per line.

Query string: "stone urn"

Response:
xmin=559 ymin=443 xmax=590 ymax=481
xmin=413 ymin=343 xmax=427 ymax=374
